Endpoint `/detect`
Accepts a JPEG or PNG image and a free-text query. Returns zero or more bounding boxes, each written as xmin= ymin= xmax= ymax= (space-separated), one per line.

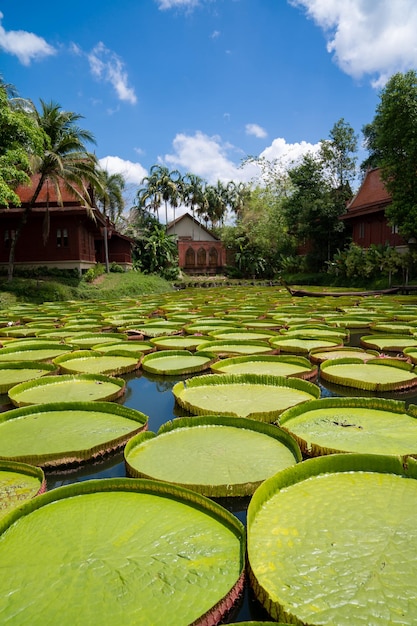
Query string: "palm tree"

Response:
xmin=136 ymin=165 xmax=182 ymax=228
xmin=7 ymin=100 xmax=101 ymax=281
xmin=96 ymin=169 xmax=125 ymax=272
xmin=182 ymin=173 xmax=205 ymax=239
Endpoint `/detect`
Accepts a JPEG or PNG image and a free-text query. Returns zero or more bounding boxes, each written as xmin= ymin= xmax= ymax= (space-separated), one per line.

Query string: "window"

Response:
xmin=56 ymin=228 xmax=69 ymax=247
xmin=391 ymin=224 xmax=399 ymax=234
xmin=358 ymin=222 xmax=365 ymax=239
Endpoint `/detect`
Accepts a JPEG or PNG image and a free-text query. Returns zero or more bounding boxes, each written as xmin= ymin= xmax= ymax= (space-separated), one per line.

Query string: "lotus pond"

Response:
xmin=2 ymin=285 xmax=417 ymax=624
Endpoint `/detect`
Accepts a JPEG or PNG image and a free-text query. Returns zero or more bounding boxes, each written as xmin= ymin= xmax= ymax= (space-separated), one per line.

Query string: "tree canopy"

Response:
xmin=363 ymin=70 xmax=417 ymax=240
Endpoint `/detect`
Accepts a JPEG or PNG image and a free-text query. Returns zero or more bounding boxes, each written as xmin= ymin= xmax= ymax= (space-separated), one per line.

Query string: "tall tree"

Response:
xmin=362 ymin=70 xmax=417 ymax=239
xmin=7 ymin=100 xmax=101 ymax=281
xmin=0 ymin=82 xmax=44 ymax=207
xmin=319 ymin=118 xmax=358 ymax=190
xmin=96 ymin=169 xmax=125 ymax=272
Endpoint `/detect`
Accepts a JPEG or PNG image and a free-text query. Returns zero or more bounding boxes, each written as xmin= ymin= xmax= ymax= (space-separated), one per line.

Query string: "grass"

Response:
xmin=0 ymin=271 xmax=173 ymax=306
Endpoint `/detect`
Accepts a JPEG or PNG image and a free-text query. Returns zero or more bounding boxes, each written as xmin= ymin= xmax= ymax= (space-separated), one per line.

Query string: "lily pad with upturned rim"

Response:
xmin=8 ymin=373 xmax=126 ymax=407
xmin=196 ymin=339 xmax=278 ymax=356
xmin=210 ymin=354 xmax=317 ymax=380
xmin=309 ymin=346 xmax=379 ymax=364
xmin=125 ymin=415 xmax=302 ymax=497
xmin=279 ymin=396 xmax=417 ymax=457
xmin=141 ymin=350 xmax=216 ymax=376
xmin=360 ymin=334 xmax=417 ymax=351
xmin=53 ymin=350 xmax=142 ymax=376
xmin=0 ymin=342 xmax=72 ymax=363
xmin=149 ymin=334 xmax=208 ymax=351
xmin=0 ymin=401 xmax=148 ymax=468
xmin=247 ymin=453 xmax=417 ymax=625
xmin=0 ymin=460 xmax=45 ymax=520
xmin=320 ymin=357 xmax=417 ymax=391
xmin=269 ymin=336 xmax=342 ymax=354
xmin=0 ymin=478 xmax=245 ymax=626
xmin=173 ymin=373 xmax=320 ymax=422
xmin=0 ymin=362 xmax=58 ymax=394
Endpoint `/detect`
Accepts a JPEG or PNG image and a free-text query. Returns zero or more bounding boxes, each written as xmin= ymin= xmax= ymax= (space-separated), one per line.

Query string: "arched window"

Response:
xmin=185 ymin=247 xmax=195 ymax=267
xmin=209 ymin=247 xmax=218 ymax=266
xmin=197 ymin=247 xmax=206 ymax=266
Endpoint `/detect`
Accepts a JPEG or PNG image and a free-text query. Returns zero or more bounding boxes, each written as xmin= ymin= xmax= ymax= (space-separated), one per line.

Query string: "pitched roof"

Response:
xmin=346 ymin=168 xmax=391 ymax=212
xmin=13 ymin=173 xmax=90 ymax=206
xmin=167 ymin=211 xmax=220 ymax=240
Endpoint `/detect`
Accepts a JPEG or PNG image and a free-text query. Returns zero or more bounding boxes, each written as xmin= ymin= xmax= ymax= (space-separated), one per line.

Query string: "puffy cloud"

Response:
xmin=88 ymin=42 xmax=137 ymax=104
xmin=0 ymin=12 xmax=56 ymax=65
xmin=289 ymin=0 xmax=417 ymax=87
xmin=162 ymin=131 xmax=320 ymax=185
xmin=98 ymin=156 xmax=147 ymax=185
xmin=245 ymin=123 xmax=268 ymax=138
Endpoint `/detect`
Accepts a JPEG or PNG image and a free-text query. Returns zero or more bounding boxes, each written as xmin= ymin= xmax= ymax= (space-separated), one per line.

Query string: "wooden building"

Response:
xmin=341 ymin=168 xmax=406 ymax=251
xmin=0 ymin=175 xmax=133 ymax=274
xmin=167 ymin=212 xmax=227 ymax=275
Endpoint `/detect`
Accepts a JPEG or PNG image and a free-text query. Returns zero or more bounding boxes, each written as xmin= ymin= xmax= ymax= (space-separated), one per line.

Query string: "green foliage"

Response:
xmin=0 ymin=85 xmax=44 ymax=206
xmin=363 ymin=70 xmax=417 ymax=239
xmin=83 ymin=263 xmax=105 ymax=283
xmin=0 ymin=278 xmax=76 ymax=303
xmin=110 ymin=262 xmax=124 ymax=273
xmin=328 ymin=243 xmax=405 ymax=283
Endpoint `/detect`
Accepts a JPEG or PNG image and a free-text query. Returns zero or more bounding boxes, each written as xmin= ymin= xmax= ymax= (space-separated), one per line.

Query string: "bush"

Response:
xmin=110 ymin=263 xmax=124 ymax=273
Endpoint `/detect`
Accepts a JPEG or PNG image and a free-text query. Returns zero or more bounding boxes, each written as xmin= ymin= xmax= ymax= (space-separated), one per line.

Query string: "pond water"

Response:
xmin=37 ymin=328 xmax=417 ymax=623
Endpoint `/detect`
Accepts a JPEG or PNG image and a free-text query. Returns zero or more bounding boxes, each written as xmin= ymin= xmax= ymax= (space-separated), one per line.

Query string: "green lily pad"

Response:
xmin=0 ymin=401 xmax=148 ymax=467
xmin=320 ymin=357 xmax=417 ymax=391
xmin=269 ymin=336 xmax=342 ymax=354
xmin=0 ymin=342 xmax=72 ymax=363
xmin=0 ymin=362 xmax=58 ymax=394
xmin=0 ymin=460 xmax=45 ymax=520
xmin=211 ymin=354 xmax=317 ymax=380
xmin=65 ymin=332 xmax=127 ymax=349
xmin=149 ymin=334 xmax=207 ymax=351
xmin=208 ymin=328 xmax=279 ymax=341
xmin=196 ymin=339 xmax=277 ymax=356
xmin=53 ymin=350 xmax=141 ymax=376
xmin=141 ymin=350 xmax=216 ymax=376
xmin=125 ymin=415 xmax=302 ymax=496
xmin=8 ymin=374 xmax=126 ymax=407
xmin=310 ymin=346 xmax=379 ymax=364
xmin=93 ymin=340 xmax=153 ymax=355
xmin=247 ymin=453 xmax=417 ymax=625
xmin=360 ymin=334 xmax=417 ymax=351
xmin=0 ymin=478 xmax=245 ymax=625
xmin=403 ymin=347 xmax=417 ymax=364
xmin=280 ymin=397 xmax=417 ymax=457
xmin=173 ymin=373 xmax=320 ymax=422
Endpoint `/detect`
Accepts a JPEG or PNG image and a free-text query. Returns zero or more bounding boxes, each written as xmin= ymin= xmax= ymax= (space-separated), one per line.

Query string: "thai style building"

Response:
xmin=0 ymin=175 xmax=133 ymax=274
xmin=341 ymin=167 xmax=407 ymax=251
xmin=167 ymin=212 xmax=227 ymax=275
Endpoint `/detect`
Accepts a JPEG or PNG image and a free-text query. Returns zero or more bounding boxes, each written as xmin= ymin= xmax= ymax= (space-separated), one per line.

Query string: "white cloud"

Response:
xmin=0 ymin=12 xmax=56 ymax=65
xmin=289 ymin=0 xmax=417 ymax=87
xmin=162 ymin=131 xmax=320 ymax=186
xmin=88 ymin=42 xmax=137 ymax=104
xmin=245 ymin=123 xmax=267 ymax=139
xmin=155 ymin=0 xmax=200 ymax=9
xmin=99 ymin=156 xmax=147 ymax=185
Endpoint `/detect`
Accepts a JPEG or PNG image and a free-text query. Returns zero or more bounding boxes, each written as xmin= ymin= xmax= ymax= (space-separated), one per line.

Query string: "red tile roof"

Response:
xmin=14 ymin=174 xmax=87 ymax=205
xmin=347 ymin=168 xmax=391 ymax=211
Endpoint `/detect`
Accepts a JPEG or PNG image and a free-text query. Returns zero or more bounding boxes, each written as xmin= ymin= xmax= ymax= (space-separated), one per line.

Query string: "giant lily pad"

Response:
xmin=269 ymin=336 xmax=342 ymax=354
xmin=0 ymin=362 xmax=57 ymax=394
xmin=211 ymin=354 xmax=317 ymax=380
xmin=8 ymin=374 xmax=126 ymax=407
xmin=0 ymin=342 xmax=72 ymax=363
xmin=360 ymin=334 xmax=417 ymax=351
xmin=247 ymin=453 xmax=417 ymax=625
xmin=196 ymin=339 xmax=277 ymax=356
xmin=0 ymin=402 xmax=148 ymax=467
xmin=0 ymin=478 xmax=245 ymax=625
xmin=173 ymin=373 xmax=320 ymax=422
xmin=309 ymin=346 xmax=379 ymax=364
xmin=53 ymin=350 xmax=141 ymax=376
xmin=141 ymin=350 xmax=216 ymax=376
xmin=0 ymin=460 xmax=45 ymax=520
xmin=150 ymin=334 xmax=207 ymax=351
xmin=65 ymin=332 xmax=127 ymax=349
xmin=125 ymin=415 xmax=302 ymax=496
xmin=320 ymin=357 xmax=417 ymax=391
xmin=279 ymin=397 xmax=417 ymax=457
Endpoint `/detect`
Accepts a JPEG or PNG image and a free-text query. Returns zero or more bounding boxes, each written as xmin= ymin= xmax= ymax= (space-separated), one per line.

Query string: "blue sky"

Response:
xmin=2 ymin=0 xmax=417 ymax=218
